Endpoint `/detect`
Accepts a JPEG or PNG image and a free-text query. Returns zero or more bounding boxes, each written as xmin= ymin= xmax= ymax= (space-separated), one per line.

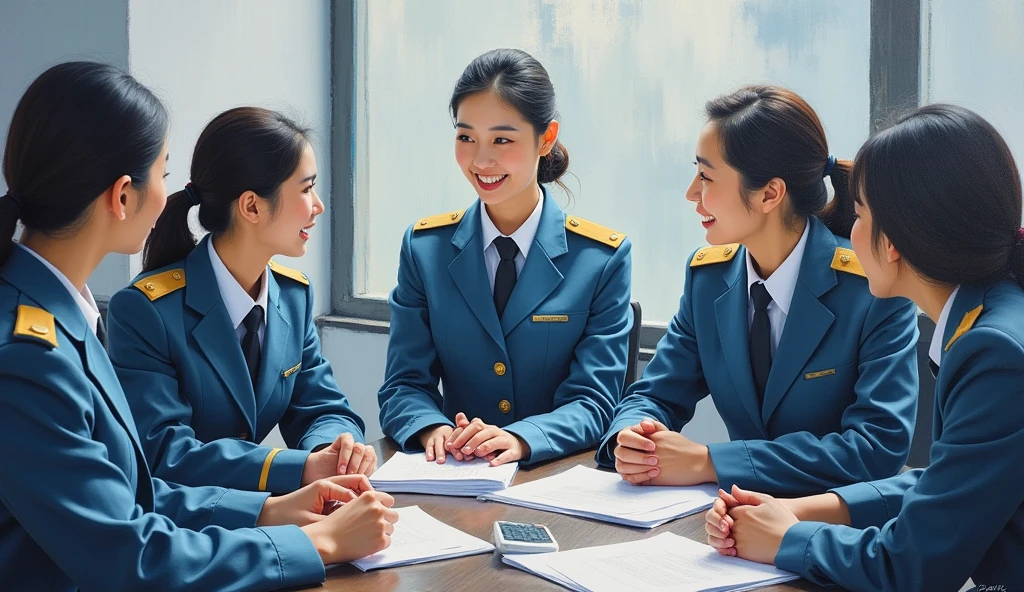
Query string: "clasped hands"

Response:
xmin=612 ymin=418 xmax=717 ymax=486
xmin=418 ymin=412 xmax=530 ymax=466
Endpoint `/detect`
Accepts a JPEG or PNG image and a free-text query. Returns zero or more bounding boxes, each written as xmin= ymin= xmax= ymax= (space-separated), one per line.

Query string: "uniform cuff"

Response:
xmin=707 ymin=440 xmax=757 ymax=490
xmin=595 ymin=417 xmax=642 ymax=467
xmin=830 ymin=481 xmax=890 ymax=529
xmin=503 ymin=420 xmax=549 ymax=465
xmin=775 ymin=521 xmax=826 ymax=575
xmin=259 ymin=525 xmax=326 ymax=586
xmin=263 ymin=448 xmax=310 ymax=494
xmin=393 ymin=414 xmax=454 ymax=452
xmin=211 ymin=489 xmax=271 ymax=529
xmin=298 ymin=424 xmax=365 ymax=451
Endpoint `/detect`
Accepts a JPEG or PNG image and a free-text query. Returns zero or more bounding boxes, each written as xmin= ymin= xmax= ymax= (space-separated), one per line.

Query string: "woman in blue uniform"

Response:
xmin=106 ymin=107 xmax=376 ymax=495
xmin=602 ymin=86 xmax=919 ymax=495
xmin=706 ymin=104 xmax=1024 ymax=592
xmin=378 ymin=48 xmax=633 ymax=466
xmin=0 ymin=61 xmax=396 ymax=592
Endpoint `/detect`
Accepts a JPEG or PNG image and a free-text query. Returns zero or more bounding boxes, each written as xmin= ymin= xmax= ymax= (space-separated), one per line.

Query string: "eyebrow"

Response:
xmin=695 ymin=155 xmax=716 ymax=170
xmin=301 ymin=173 xmax=317 ymax=184
xmin=455 ymin=122 xmax=520 ymax=132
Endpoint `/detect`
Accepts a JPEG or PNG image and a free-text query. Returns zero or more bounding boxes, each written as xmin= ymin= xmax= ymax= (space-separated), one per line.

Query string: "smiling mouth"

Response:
xmin=299 ymin=223 xmax=314 ymax=240
xmin=475 ymin=173 xmax=508 ymax=190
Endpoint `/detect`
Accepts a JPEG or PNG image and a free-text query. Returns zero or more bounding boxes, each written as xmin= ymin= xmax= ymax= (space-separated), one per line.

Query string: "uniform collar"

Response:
xmin=16 ymin=244 xmax=100 ymax=335
xmin=0 ymin=245 xmax=90 ymax=341
xmin=452 ymin=185 xmax=569 ymax=259
xmin=207 ymin=238 xmax=269 ymax=330
xmin=745 ymin=220 xmax=810 ymax=315
xmin=929 ymin=286 xmax=961 ymax=366
xmin=479 ymin=186 xmax=544 ymax=259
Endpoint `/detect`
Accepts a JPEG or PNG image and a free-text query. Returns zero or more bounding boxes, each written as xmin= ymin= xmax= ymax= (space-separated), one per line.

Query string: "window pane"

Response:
xmin=925 ymin=0 xmax=1024 ymax=223
xmin=353 ymin=0 xmax=869 ymax=323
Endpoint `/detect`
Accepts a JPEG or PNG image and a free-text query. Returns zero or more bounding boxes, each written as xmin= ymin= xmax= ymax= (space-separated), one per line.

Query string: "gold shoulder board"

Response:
xmin=13 ymin=305 xmax=58 ymax=348
xmin=133 ymin=268 xmax=186 ymax=302
xmin=690 ymin=244 xmax=740 ymax=267
xmin=565 ymin=215 xmax=626 ymax=249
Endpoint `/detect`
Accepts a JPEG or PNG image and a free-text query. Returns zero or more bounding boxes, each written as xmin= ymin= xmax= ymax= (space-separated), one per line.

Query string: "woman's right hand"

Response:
xmin=300 ymin=490 xmax=399 ymax=565
xmin=418 ymin=424 xmax=455 ymax=463
xmin=705 ymin=489 xmax=740 ymax=556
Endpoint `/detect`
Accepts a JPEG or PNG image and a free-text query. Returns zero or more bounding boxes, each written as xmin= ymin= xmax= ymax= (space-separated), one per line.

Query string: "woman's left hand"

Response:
xmin=257 ymin=474 xmax=370 ymax=527
xmin=727 ymin=485 xmax=799 ymax=565
xmin=445 ymin=414 xmax=529 ymax=466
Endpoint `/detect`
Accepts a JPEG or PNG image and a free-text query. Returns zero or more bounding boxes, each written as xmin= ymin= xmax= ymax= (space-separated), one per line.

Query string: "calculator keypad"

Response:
xmin=500 ymin=523 xmax=552 ymax=544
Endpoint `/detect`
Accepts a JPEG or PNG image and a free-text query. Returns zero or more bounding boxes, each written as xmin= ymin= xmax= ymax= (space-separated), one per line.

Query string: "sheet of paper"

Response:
xmin=370 ymin=451 xmax=518 ymax=483
xmin=504 ymin=532 xmax=798 ymax=592
xmin=350 ymin=505 xmax=494 ymax=571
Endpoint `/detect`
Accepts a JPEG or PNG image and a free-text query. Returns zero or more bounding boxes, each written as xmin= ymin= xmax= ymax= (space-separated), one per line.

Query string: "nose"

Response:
xmin=472 ymin=145 xmax=498 ymax=170
xmin=312 ymin=189 xmax=324 ymax=216
xmin=685 ymin=173 xmax=701 ymax=203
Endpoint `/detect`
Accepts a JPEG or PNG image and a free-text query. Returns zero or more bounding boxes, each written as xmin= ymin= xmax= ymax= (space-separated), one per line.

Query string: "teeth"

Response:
xmin=702 ymin=215 xmax=716 ymax=222
xmin=478 ymin=174 xmax=507 ymax=184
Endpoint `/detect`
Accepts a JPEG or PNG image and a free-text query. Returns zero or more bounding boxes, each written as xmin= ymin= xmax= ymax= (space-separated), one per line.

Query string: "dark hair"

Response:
xmin=1 ymin=61 xmax=168 ymax=265
xmin=705 ymin=85 xmax=855 ymax=238
xmin=449 ymin=48 xmax=571 ymax=194
xmin=852 ymin=104 xmax=1024 ymax=289
xmin=143 ymin=107 xmax=311 ymax=272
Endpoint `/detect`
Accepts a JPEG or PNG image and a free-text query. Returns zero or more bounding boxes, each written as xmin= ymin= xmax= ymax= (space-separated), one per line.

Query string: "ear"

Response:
xmin=236 ymin=190 xmax=261 ymax=225
xmin=882 ymin=234 xmax=901 ymax=264
xmin=538 ymin=120 xmax=560 ymax=157
xmin=101 ymin=175 xmax=135 ymax=221
xmin=759 ymin=178 xmax=787 ymax=215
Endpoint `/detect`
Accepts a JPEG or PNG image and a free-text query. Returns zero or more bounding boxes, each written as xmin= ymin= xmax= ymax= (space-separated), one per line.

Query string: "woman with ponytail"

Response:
xmin=600 ymin=86 xmax=919 ymax=496
xmin=0 ymin=62 xmax=397 ymax=592
xmin=378 ymin=48 xmax=633 ymax=466
xmin=706 ymin=104 xmax=1024 ymax=592
xmin=106 ymin=107 xmax=376 ymax=496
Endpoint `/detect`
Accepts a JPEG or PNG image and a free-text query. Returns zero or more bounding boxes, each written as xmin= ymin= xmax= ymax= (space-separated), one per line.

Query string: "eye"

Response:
xmin=494 ymin=137 xmax=512 ymax=145
xmin=457 ymin=134 xmax=473 ymax=142
xmin=303 ymin=182 xmax=316 ymax=194
xmin=699 ymin=171 xmax=711 ymax=182
xmin=163 ymin=172 xmax=170 ymax=179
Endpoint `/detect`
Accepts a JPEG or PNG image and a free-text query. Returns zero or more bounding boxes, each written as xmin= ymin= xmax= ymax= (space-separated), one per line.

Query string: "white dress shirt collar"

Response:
xmin=18 ymin=244 xmax=100 ymax=335
xmin=745 ymin=220 xmax=811 ymax=315
xmin=207 ymin=238 xmax=269 ymax=333
xmin=929 ymin=286 xmax=961 ymax=367
xmin=480 ymin=190 xmax=544 ymax=259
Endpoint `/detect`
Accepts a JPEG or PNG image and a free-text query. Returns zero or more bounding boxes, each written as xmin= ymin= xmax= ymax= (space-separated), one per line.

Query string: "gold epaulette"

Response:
xmin=268 ymin=261 xmax=309 ymax=286
xmin=13 ymin=305 xmax=58 ymax=348
xmin=830 ymin=247 xmax=866 ymax=277
xmin=945 ymin=305 xmax=984 ymax=352
xmin=133 ymin=268 xmax=186 ymax=301
xmin=414 ymin=210 xmax=465 ymax=231
xmin=690 ymin=244 xmax=740 ymax=267
xmin=565 ymin=215 xmax=626 ymax=249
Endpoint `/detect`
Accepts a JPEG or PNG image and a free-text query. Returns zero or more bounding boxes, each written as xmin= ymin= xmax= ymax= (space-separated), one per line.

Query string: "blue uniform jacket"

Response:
xmin=778 ymin=280 xmax=1024 ymax=591
xmin=378 ymin=189 xmax=632 ymax=464
xmin=107 ymin=235 xmax=365 ymax=494
xmin=597 ymin=216 xmax=919 ymax=495
xmin=0 ymin=246 xmax=323 ymax=591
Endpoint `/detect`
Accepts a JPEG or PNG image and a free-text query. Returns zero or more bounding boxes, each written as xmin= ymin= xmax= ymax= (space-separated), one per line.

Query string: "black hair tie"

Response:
xmin=183 ymin=183 xmax=200 ymax=206
xmin=3 ymin=191 xmax=24 ymax=214
xmin=823 ymin=155 xmax=837 ymax=178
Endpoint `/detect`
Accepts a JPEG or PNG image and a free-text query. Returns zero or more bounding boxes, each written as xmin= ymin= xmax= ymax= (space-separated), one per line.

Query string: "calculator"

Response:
xmin=492 ymin=520 xmax=559 ymax=554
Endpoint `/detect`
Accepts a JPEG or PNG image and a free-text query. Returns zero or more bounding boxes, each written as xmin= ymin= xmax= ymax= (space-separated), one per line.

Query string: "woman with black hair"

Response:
xmin=106 ymin=107 xmax=376 ymax=496
xmin=601 ymin=86 xmax=919 ymax=496
xmin=378 ymin=48 xmax=633 ymax=467
xmin=706 ymin=104 xmax=1024 ymax=591
xmin=0 ymin=61 xmax=397 ymax=591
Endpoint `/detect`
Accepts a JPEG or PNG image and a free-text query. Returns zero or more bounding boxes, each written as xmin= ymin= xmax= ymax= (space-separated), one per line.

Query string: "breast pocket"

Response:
xmin=532 ymin=310 xmax=589 ymax=368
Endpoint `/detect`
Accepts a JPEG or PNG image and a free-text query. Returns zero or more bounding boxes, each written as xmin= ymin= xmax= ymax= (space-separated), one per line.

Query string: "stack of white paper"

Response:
xmin=479 ymin=465 xmax=718 ymax=528
xmin=350 ymin=505 xmax=494 ymax=571
xmin=503 ymin=532 xmax=799 ymax=591
xmin=369 ymin=451 xmax=519 ymax=496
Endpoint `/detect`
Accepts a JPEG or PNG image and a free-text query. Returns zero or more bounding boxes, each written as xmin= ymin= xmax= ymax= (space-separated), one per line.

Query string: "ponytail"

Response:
xmin=818 ymin=158 xmax=855 ymax=239
xmin=1011 ymin=230 xmax=1024 ymax=291
xmin=0 ymin=194 xmax=22 ymax=266
xmin=538 ymin=140 xmax=571 ymax=195
xmin=143 ymin=190 xmax=198 ymax=272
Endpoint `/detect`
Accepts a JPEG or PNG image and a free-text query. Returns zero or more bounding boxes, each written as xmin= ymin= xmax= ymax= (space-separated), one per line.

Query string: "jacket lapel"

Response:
xmin=762 ymin=218 xmax=838 ymax=423
xmin=499 ymin=191 xmax=567 ymax=336
xmin=714 ymin=251 xmax=767 ymax=437
xmin=449 ymin=200 xmax=508 ymax=356
xmin=941 ymin=283 xmax=986 ymax=358
xmin=255 ymin=271 xmax=291 ymax=415
xmin=185 ymin=238 xmax=257 ymax=435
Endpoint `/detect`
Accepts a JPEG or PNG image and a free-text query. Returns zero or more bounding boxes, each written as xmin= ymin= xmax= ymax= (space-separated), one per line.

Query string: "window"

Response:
xmin=338 ymin=0 xmax=871 ymax=331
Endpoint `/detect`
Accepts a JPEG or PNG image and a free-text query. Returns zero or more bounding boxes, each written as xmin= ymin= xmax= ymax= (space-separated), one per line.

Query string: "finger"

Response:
xmin=433 ymin=435 xmax=447 ymax=464
xmin=424 ymin=434 xmax=436 ymax=462
xmin=330 ymin=474 xmax=371 ymax=494
xmin=445 ymin=426 xmax=466 ymax=450
xmin=385 ymin=520 xmax=396 ymax=536
xmin=613 ymin=445 xmax=658 ymax=466
xmin=450 ymin=423 xmax=484 ymax=451
xmin=454 ymin=412 xmax=470 ymax=427
xmin=319 ymin=480 xmax=358 ymax=504
xmin=614 ymin=457 xmax=655 ymax=475
xmin=617 ymin=429 xmax=656 ymax=452
xmin=382 ymin=506 xmax=400 ymax=523
xmin=334 ymin=433 xmax=355 ymax=474
xmin=345 ymin=444 xmax=365 ymax=476
xmin=473 ymin=433 xmax=512 ymax=458
xmin=620 ymin=471 xmax=653 ymax=486
xmin=706 ymin=534 xmax=735 ymax=550
xmin=371 ymin=491 xmax=396 ymax=507
xmin=357 ymin=448 xmax=377 ymax=476
xmin=731 ymin=484 xmax=768 ymax=506
xmin=490 ymin=448 xmax=519 ymax=466
xmin=640 ymin=418 xmax=670 ymax=433
xmin=704 ymin=518 xmax=730 ymax=540
xmin=461 ymin=428 xmax=500 ymax=456
xmin=718 ymin=488 xmax=741 ymax=507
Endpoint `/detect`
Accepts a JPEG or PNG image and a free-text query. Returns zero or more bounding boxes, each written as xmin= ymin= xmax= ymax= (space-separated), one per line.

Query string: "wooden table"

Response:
xmin=320 ymin=439 xmax=830 ymax=592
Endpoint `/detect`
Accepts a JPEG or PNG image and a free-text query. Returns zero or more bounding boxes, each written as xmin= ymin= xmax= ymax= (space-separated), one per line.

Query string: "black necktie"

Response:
xmin=241 ymin=305 xmax=264 ymax=389
xmin=493 ymin=237 xmax=519 ymax=318
xmin=96 ymin=315 xmax=107 ymax=348
xmin=749 ymin=282 xmax=773 ymax=406
xmin=928 ymin=359 xmax=939 ymax=380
